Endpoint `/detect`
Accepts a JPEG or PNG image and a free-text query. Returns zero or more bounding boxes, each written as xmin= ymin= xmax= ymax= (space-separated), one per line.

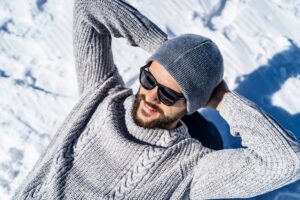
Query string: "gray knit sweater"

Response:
xmin=12 ymin=0 xmax=300 ymax=199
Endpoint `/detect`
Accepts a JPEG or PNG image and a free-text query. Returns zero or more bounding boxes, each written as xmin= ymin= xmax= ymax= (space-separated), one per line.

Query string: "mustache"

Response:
xmin=138 ymin=93 xmax=163 ymax=114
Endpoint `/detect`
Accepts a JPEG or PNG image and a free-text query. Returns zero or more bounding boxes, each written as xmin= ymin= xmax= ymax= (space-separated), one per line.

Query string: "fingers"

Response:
xmin=203 ymin=80 xmax=230 ymax=109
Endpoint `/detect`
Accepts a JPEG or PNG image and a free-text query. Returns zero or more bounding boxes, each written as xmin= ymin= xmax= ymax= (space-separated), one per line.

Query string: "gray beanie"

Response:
xmin=146 ymin=34 xmax=224 ymax=115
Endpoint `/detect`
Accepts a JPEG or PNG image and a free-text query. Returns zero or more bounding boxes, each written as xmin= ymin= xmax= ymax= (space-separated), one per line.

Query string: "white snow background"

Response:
xmin=1 ymin=0 xmax=300 ymax=199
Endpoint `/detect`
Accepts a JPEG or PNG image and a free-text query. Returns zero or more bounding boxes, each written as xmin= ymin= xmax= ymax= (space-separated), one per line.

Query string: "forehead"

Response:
xmin=148 ymin=60 xmax=182 ymax=94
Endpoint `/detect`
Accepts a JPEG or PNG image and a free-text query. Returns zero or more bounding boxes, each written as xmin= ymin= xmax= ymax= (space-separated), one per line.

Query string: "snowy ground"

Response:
xmin=0 ymin=0 xmax=300 ymax=199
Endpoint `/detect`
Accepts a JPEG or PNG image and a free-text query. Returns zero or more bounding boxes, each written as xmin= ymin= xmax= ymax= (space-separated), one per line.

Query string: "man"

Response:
xmin=13 ymin=0 xmax=300 ymax=199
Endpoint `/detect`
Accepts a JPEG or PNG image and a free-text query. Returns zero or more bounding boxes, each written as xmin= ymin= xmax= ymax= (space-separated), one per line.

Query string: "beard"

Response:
xmin=132 ymin=89 xmax=186 ymax=130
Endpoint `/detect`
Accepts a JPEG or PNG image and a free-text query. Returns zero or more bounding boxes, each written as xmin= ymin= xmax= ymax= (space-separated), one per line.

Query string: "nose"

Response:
xmin=144 ymin=86 xmax=160 ymax=104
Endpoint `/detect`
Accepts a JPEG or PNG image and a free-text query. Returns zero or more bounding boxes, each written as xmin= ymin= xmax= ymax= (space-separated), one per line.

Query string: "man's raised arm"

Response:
xmin=73 ymin=0 xmax=167 ymax=95
xmin=190 ymin=91 xmax=300 ymax=199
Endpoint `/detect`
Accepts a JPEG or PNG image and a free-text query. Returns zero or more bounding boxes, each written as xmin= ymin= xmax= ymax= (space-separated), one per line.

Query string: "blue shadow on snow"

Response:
xmin=216 ymin=39 xmax=300 ymax=200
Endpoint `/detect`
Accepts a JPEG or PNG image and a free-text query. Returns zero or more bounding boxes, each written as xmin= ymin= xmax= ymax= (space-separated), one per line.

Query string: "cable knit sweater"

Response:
xmin=12 ymin=0 xmax=300 ymax=199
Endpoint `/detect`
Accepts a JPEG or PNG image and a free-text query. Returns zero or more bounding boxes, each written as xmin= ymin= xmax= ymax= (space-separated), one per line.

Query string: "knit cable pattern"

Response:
xmin=12 ymin=0 xmax=300 ymax=199
xmin=108 ymin=146 xmax=164 ymax=199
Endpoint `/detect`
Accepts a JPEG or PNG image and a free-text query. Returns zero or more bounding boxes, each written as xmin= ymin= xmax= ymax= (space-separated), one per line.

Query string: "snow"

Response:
xmin=273 ymin=77 xmax=300 ymax=115
xmin=0 ymin=0 xmax=300 ymax=199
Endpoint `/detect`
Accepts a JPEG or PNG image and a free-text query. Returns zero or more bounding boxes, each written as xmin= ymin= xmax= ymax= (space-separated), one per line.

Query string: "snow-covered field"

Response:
xmin=0 ymin=0 xmax=300 ymax=199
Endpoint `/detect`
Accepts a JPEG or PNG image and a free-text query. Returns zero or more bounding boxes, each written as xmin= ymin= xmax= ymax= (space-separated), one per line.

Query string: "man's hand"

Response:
xmin=204 ymin=80 xmax=230 ymax=111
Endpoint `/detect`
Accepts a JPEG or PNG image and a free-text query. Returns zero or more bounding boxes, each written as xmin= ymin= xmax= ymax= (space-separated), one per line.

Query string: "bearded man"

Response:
xmin=13 ymin=0 xmax=300 ymax=199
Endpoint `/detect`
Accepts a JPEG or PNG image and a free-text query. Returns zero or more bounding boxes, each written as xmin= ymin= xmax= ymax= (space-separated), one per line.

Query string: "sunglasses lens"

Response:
xmin=158 ymin=87 xmax=178 ymax=106
xmin=139 ymin=66 xmax=184 ymax=106
xmin=140 ymin=70 xmax=156 ymax=90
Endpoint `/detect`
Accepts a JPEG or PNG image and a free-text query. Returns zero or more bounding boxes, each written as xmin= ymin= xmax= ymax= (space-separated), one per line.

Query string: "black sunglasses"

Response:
xmin=139 ymin=64 xmax=185 ymax=106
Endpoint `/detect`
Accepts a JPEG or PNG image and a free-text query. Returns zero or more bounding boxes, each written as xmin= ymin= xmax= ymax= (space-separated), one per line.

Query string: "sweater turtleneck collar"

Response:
xmin=124 ymin=95 xmax=191 ymax=148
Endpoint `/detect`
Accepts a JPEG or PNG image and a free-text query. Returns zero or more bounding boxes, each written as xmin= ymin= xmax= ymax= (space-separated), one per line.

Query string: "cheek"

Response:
xmin=161 ymin=105 xmax=176 ymax=116
xmin=170 ymin=103 xmax=186 ymax=116
xmin=138 ymin=86 xmax=146 ymax=95
xmin=161 ymin=100 xmax=185 ymax=113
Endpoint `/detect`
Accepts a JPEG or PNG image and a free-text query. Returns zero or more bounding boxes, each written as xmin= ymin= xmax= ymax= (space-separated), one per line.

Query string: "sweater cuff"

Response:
xmin=138 ymin=23 xmax=168 ymax=53
xmin=112 ymin=0 xmax=168 ymax=54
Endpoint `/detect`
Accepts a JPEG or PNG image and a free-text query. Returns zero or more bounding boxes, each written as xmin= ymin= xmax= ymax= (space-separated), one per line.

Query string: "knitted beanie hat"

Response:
xmin=146 ymin=34 xmax=224 ymax=115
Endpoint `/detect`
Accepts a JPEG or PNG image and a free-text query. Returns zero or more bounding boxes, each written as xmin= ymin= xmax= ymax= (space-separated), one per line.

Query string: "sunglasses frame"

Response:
xmin=139 ymin=64 xmax=185 ymax=106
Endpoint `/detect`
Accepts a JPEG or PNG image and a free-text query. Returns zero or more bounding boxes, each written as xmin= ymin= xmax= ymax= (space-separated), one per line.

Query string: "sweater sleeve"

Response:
xmin=190 ymin=91 xmax=300 ymax=199
xmin=73 ymin=0 xmax=168 ymax=95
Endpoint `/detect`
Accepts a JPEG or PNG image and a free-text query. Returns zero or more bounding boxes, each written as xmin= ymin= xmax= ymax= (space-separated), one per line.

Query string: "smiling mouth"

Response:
xmin=142 ymin=101 xmax=158 ymax=116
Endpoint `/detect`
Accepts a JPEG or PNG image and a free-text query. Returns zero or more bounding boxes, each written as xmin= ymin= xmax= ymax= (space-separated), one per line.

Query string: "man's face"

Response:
xmin=132 ymin=60 xmax=187 ymax=130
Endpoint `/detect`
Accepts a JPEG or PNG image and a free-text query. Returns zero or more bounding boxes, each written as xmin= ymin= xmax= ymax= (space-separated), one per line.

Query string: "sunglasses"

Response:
xmin=139 ymin=64 xmax=185 ymax=106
